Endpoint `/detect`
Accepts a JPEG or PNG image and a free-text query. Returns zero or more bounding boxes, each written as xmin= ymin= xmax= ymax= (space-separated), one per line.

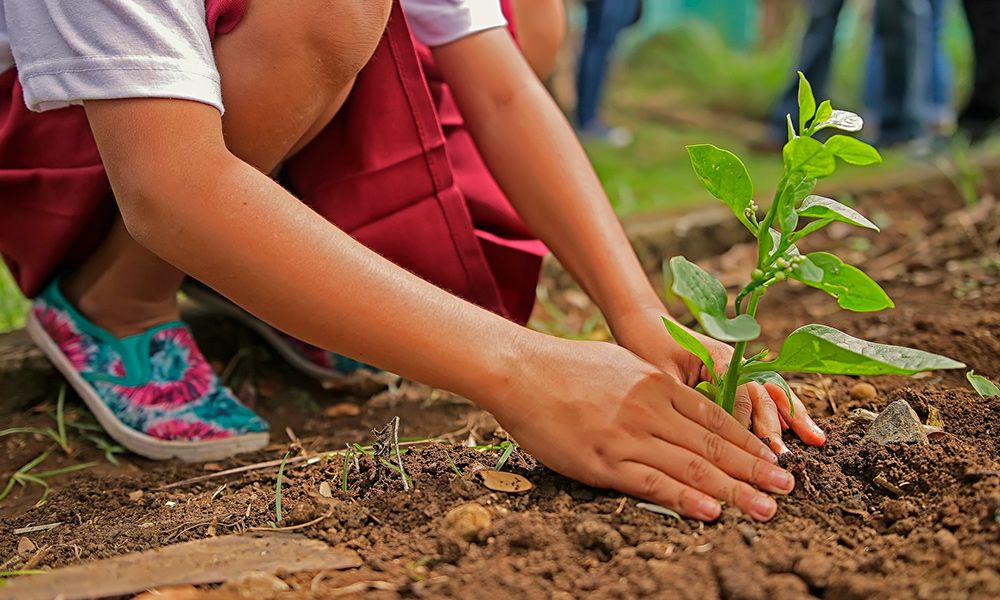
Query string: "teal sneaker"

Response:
xmin=26 ymin=279 xmax=269 ymax=461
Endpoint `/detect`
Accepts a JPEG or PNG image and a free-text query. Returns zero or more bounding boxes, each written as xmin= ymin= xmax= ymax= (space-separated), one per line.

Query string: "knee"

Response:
xmin=305 ymin=0 xmax=392 ymax=79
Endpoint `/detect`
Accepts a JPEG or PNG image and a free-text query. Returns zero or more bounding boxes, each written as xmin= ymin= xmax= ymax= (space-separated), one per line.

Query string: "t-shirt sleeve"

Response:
xmin=401 ymin=0 xmax=507 ymax=47
xmin=3 ymin=0 xmax=223 ymax=113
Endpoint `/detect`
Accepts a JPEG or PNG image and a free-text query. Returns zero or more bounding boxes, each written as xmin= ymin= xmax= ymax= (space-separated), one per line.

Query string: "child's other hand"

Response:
xmin=609 ymin=308 xmax=827 ymax=455
xmin=488 ymin=335 xmax=793 ymax=522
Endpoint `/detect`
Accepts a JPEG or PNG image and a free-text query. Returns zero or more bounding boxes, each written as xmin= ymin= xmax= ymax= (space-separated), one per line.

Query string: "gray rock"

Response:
xmin=863 ymin=400 xmax=929 ymax=445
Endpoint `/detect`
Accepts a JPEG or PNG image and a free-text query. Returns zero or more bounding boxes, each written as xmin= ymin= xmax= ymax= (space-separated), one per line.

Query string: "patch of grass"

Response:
xmin=0 ymin=448 xmax=96 ymax=507
xmin=0 ymin=264 xmax=27 ymax=334
xmin=1 ymin=387 xmax=72 ymax=454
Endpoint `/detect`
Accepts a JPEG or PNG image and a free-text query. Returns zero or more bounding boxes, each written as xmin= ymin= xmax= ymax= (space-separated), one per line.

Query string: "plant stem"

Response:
xmin=719 ymin=289 xmax=764 ymax=413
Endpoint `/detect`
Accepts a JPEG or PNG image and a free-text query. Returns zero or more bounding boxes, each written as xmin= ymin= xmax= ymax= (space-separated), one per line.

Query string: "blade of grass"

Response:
xmin=274 ymin=451 xmax=291 ymax=524
xmin=495 ymin=441 xmax=516 ymax=471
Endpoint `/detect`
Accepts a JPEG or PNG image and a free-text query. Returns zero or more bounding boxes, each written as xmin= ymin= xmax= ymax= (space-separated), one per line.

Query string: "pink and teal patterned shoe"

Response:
xmin=26 ymin=279 xmax=269 ymax=461
xmin=182 ymin=282 xmax=381 ymax=384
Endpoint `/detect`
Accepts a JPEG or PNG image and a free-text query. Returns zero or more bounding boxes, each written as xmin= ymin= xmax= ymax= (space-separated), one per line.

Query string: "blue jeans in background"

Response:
xmin=576 ymin=0 xmax=643 ymax=129
xmin=870 ymin=0 xmax=932 ymax=144
xmin=767 ymin=0 xmax=846 ymax=140
xmin=866 ymin=0 xmax=951 ymax=133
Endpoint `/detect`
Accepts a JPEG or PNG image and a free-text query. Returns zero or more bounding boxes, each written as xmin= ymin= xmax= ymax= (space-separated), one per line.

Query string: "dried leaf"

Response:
xmin=926 ymin=406 xmax=945 ymax=428
xmin=479 ymin=470 xmax=533 ymax=493
xmin=17 ymin=536 xmax=36 ymax=555
xmin=318 ymin=481 xmax=333 ymax=498
xmin=323 ymin=403 xmax=362 ymax=418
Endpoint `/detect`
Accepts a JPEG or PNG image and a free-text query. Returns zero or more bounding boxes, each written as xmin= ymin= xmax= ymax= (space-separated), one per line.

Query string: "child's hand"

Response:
xmin=488 ymin=335 xmax=794 ymax=522
xmin=609 ymin=307 xmax=827 ymax=455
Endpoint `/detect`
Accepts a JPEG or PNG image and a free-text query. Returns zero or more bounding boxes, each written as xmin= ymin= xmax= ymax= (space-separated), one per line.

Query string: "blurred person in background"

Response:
xmin=957 ymin=0 xmax=1000 ymax=142
xmin=865 ymin=0 xmax=951 ymax=139
xmin=576 ymin=0 xmax=643 ymax=146
xmin=753 ymin=0 xmax=931 ymax=151
xmin=510 ymin=0 xmax=567 ymax=79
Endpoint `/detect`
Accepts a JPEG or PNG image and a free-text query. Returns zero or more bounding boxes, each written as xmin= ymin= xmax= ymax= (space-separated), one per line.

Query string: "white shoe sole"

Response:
xmin=182 ymin=283 xmax=397 ymax=388
xmin=26 ymin=311 xmax=269 ymax=462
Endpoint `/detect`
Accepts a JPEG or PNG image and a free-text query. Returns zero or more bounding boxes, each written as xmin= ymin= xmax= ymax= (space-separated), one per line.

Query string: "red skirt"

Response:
xmin=0 ymin=0 xmax=545 ymax=325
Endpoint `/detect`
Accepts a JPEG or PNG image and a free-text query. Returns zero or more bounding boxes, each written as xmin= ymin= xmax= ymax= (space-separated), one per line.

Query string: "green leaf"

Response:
xmin=739 ymin=371 xmax=795 ymax=416
xmin=777 ymin=176 xmax=818 ymax=234
xmin=786 ymin=114 xmax=796 ymax=141
xmin=813 ymin=100 xmax=833 ymax=127
xmin=663 ymin=318 xmax=716 ymax=379
xmin=669 ymin=257 xmax=761 ymax=342
xmin=791 ymin=252 xmax=894 ymax=312
xmin=686 ymin=145 xmax=755 ymax=229
xmin=798 ymin=195 xmax=879 ymax=231
xmin=792 ymin=255 xmax=824 ymax=283
xmin=967 ymin=371 xmax=1000 ymax=397
xmin=783 ymin=137 xmax=836 ymax=178
xmin=744 ymin=324 xmax=965 ymax=376
xmin=797 ymin=72 xmax=816 ymax=134
xmin=825 ymin=135 xmax=882 ymax=166
xmin=814 ymin=109 xmax=864 ymax=133
xmin=695 ymin=381 xmax=717 ymax=402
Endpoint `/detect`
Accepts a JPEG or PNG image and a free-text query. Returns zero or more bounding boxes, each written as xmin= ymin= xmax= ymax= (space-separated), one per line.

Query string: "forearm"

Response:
xmin=434 ymin=30 xmax=664 ymax=323
xmin=96 ymin=125 xmax=528 ymax=410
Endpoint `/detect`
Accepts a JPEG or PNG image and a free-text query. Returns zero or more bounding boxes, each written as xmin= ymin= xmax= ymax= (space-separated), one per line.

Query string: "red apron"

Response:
xmin=0 ymin=0 xmax=545 ymax=324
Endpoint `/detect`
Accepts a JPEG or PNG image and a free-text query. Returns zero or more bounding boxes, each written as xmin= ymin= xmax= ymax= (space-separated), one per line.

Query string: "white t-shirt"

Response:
xmin=0 ymin=0 xmax=506 ymax=114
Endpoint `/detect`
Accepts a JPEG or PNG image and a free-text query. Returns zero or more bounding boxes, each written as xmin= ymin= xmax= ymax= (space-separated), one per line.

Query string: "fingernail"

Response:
xmin=759 ymin=445 xmax=779 ymax=464
xmin=809 ymin=420 xmax=826 ymax=439
xmin=767 ymin=469 xmax=795 ymax=492
xmin=771 ymin=438 xmax=791 ymax=455
xmin=751 ymin=495 xmax=777 ymax=520
xmin=699 ymin=498 xmax=721 ymax=520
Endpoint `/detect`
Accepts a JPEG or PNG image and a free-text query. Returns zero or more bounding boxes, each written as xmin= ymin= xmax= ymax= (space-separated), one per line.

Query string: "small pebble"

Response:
xmin=850 ymin=382 xmax=877 ymax=401
xmin=440 ymin=503 xmax=492 ymax=543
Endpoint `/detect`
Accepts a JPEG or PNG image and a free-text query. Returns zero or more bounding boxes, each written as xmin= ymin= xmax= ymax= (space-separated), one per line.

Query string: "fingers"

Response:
xmin=659 ymin=415 xmax=794 ymax=495
xmin=637 ymin=442 xmax=780 ymax=521
xmin=732 ymin=385 xmax=753 ymax=429
xmin=764 ymin=382 xmax=826 ymax=446
xmin=671 ymin=390 xmax=778 ymax=465
xmin=749 ymin=383 xmax=789 ymax=455
xmin=616 ymin=461 xmax=721 ymax=521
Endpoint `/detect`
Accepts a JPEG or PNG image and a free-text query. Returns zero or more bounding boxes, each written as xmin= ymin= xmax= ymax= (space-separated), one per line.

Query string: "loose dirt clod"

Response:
xmin=440 ymin=503 xmax=492 ymax=543
xmin=850 ymin=382 xmax=878 ymax=401
xmin=863 ymin=399 xmax=929 ymax=445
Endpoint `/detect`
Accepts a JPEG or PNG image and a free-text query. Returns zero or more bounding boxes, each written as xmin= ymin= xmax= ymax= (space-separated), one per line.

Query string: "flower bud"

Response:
xmin=774 ymin=271 xmax=787 ymax=282
xmin=775 ymin=258 xmax=789 ymax=269
xmin=751 ymin=269 xmax=765 ymax=280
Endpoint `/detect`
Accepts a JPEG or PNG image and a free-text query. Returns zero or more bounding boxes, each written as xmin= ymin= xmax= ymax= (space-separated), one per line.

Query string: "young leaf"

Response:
xmin=786 ymin=114 xmax=796 ymax=141
xmin=777 ymin=176 xmax=817 ymax=234
xmin=669 ymin=257 xmax=761 ymax=342
xmin=790 ymin=252 xmax=894 ymax=312
xmin=686 ymin=144 xmax=755 ymax=230
xmin=744 ymin=324 xmax=965 ymax=376
xmin=792 ymin=254 xmax=824 ymax=283
xmin=739 ymin=371 xmax=795 ymax=416
xmin=813 ymin=100 xmax=833 ymax=127
xmin=663 ymin=318 xmax=716 ymax=379
xmin=797 ymin=72 xmax=816 ymax=134
xmin=798 ymin=195 xmax=879 ymax=231
xmin=825 ymin=135 xmax=882 ymax=166
xmin=695 ymin=381 xmax=717 ymax=402
xmin=783 ymin=137 xmax=836 ymax=178
xmin=966 ymin=371 xmax=1000 ymax=397
xmin=813 ymin=109 xmax=864 ymax=133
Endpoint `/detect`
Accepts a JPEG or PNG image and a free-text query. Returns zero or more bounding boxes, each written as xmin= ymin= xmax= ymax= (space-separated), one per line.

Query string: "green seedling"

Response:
xmin=967 ymin=371 xmax=1000 ymax=398
xmin=269 ymin=451 xmax=291 ymax=527
xmin=2 ymin=387 xmax=72 ymax=454
xmin=0 ymin=448 xmax=96 ymax=507
xmin=665 ymin=73 xmax=964 ymax=415
xmin=494 ymin=440 xmax=517 ymax=471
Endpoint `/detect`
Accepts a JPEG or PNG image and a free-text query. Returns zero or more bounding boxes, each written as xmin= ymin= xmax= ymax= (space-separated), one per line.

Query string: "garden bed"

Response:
xmin=1 ymin=168 xmax=998 ymax=599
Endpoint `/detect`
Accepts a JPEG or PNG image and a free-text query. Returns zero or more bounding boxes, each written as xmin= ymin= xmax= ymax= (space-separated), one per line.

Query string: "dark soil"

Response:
xmin=1 ymin=170 xmax=999 ymax=599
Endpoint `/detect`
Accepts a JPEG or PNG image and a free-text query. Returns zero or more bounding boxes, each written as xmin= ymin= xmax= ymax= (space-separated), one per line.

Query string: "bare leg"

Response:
xmin=62 ymin=0 xmax=391 ymax=337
